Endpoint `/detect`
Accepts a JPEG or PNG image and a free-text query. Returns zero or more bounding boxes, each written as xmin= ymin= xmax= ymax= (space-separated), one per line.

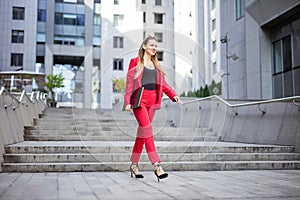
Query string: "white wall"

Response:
xmin=220 ymin=0 xmax=247 ymax=99
xmin=0 ymin=0 xmax=38 ymax=72
xmin=174 ymin=0 xmax=200 ymax=95
xmin=100 ymin=0 xmax=143 ymax=109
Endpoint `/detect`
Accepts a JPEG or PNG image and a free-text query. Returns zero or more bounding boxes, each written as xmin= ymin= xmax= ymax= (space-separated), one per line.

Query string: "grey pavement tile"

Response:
xmin=0 ymin=174 xmax=33 ymax=199
xmin=0 ymin=171 xmax=300 ymax=200
xmin=21 ymin=185 xmax=42 ymax=197
xmin=93 ymin=188 xmax=113 ymax=196
xmin=38 ymin=190 xmax=58 ymax=200
xmin=76 ymin=191 xmax=97 ymax=197
xmin=69 ymin=176 xmax=92 ymax=192
xmin=58 ymin=189 xmax=77 ymax=200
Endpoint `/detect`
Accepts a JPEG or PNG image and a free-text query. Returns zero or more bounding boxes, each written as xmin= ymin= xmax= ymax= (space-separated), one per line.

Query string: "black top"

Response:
xmin=142 ymin=67 xmax=157 ymax=90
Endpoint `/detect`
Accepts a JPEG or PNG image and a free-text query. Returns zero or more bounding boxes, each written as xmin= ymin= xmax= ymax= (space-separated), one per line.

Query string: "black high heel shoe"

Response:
xmin=154 ymin=163 xmax=168 ymax=182
xmin=130 ymin=163 xmax=144 ymax=179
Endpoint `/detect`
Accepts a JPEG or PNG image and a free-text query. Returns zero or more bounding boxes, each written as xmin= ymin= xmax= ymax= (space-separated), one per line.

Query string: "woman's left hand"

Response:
xmin=173 ymin=96 xmax=182 ymax=104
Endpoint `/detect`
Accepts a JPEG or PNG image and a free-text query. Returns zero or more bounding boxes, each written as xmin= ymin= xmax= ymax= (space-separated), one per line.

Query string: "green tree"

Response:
xmin=199 ymin=87 xmax=204 ymax=97
xmin=44 ymin=73 xmax=64 ymax=107
xmin=181 ymin=80 xmax=222 ymax=98
xmin=112 ymin=77 xmax=126 ymax=93
xmin=203 ymin=85 xmax=210 ymax=97
xmin=209 ymin=80 xmax=222 ymax=95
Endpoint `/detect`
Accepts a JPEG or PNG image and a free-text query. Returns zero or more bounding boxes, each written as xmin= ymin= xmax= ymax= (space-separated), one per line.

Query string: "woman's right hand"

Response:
xmin=124 ymin=104 xmax=132 ymax=112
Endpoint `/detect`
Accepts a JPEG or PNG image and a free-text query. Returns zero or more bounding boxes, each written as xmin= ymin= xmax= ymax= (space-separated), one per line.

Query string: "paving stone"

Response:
xmin=0 ymin=170 xmax=300 ymax=200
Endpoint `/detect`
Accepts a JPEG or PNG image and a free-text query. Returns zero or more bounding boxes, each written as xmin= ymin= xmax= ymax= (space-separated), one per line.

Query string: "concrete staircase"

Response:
xmin=2 ymin=108 xmax=300 ymax=172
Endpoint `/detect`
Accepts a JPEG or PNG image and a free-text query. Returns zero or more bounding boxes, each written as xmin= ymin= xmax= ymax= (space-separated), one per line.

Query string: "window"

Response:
xmin=38 ymin=9 xmax=46 ymax=22
xmin=211 ymin=0 xmax=216 ymax=9
xmin=271 ymin=19 xmax=300 ymax=98
xmin=55 ymin=13 xmax=63 ymax=24
xmin=235 ymin=0 xmax=245 ymax=20
xmin=155 ymin=0 xmax=162 ymax=6
xmin=93 ymin=59 xmax=100 ymax=69
xmin=212 ymin=40 xmax=216 ymax=52
xmin=37 ymin=33 xmax=46 ymax=44
xmin=154 ymin=13 xmax=163 ymax=24
xmin=113 ymin=36 xmax=124 ymax=48
xmin=65 ymin=0 xmax=76 ymax=4
xmin=54 ymin=35 xmax=84 ymax=46
xmin=95 ymin=0 xmax=101 ymax=3
xmin=292 ymin=28 xmax=300 ymax=67
xmin=76 ymin=14 xmax=85 ymax=26
xmin=143 ymin=12 xmax=146 ymax=23
xmin=93 ymin=36 xmax=101 ymax=47
xmin=55 ymin=0 xmax=84 ymax=4
xmin=36 ymin=57 xmax=45 ymax=73
xmin=212 ymin=19 xmax=216 ymax=31
xmin=272 ymin=35 xmax=294 ymax=97
xmin=295 ymin=68 xmax=300 ymax=95
xmin=157 ymin=51 xmax=163 ymax=61
xmin=12 ymin=30 xmax=24 ymax=43
xmin=293 ymin=28 xmax=300 ymax=67
xmin=142 ymin=0 xmax=146 ymax=4
xmin=113 ymin=58 xmax=123 ymax=70
xmin=11 ymin=53 xmax=23 ymax=67
xmin=154 ymin=32 xmax=163 ymax=42
xmin=63 ymin=14 xmax=77 ymax=25
xmin=282 ymin=35 xmax=292 ymax=72
xmin=213 ymin=62 xmax=217 ymax=74
xmin=283 ymin=70 xmax=293 ymax=97
xmin=12 ymin=7 xmax=25 ymax=20
xmin=55 ymin=13 xmax=85 ymax=26
xmin=113 ymin=14 xmax=124 ymax=26
xmin=114 ymin=0 xmax=119 ymax=5
xmin=94 ymin=14 xmax=101 ymax=25
xmin=65 ymin=14 xmax=79 ymax=25
xmin=273 ymin=41 xmax=282 ymax=74
xmin=272 ymin=40 xmax=283 ymax=98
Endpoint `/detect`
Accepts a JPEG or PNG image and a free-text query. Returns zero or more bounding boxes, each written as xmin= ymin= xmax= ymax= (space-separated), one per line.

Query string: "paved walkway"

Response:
xmin=0 ymin=170 xmax=300 ymax=200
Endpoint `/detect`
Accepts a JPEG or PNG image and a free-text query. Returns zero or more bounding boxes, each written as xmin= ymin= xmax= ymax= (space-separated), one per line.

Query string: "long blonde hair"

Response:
xmin=134 ymin=35 xmax=166 ymax=79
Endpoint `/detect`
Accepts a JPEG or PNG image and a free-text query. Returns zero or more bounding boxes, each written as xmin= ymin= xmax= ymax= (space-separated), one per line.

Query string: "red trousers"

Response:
xmin=130 ymin=89 xmax=161 ymax=164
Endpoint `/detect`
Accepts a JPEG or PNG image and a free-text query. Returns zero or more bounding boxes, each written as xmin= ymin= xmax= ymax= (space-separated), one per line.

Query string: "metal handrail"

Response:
xmin=181 ymin=95 xmax=300 ymax=115
xmin=11 ymin=91 xmax=28 ymax=105
xmin=0 ymin=87 xmax=21 ymax=109
xmin=293 ymin=99 xmax=300 ymax=107
xmin=0 ymin=87 xmax=47 ymax=110
xmin=0 ymin=87 xmax=5 ymax=96
xmin=19 ymin=90 xmax=35 ymax=105
xmin=0 ymin=87 xmax=6 ymax=100
xmin=182 ymin=95 xmax=300 ymax=107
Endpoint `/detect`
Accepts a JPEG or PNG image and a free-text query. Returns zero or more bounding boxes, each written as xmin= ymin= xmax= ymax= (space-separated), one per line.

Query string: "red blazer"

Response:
xmin=124 ymin=57 xmax=177 ymax=110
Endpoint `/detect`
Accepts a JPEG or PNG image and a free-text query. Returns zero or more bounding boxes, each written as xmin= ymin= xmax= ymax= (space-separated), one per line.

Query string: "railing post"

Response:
xmin=0 ymin=87 xmax=5 ymax=96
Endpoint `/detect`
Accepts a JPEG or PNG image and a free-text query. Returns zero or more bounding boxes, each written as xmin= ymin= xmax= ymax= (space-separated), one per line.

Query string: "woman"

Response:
xmin=123 ymin=35 xmax=180 ymax=181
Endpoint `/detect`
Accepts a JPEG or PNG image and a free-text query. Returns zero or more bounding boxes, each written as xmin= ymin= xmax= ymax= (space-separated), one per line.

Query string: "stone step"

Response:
xmin=23 ymin=135 xmax=219 ymax=141
xmin=35 ymin=114 xmax=131 ymax=119
xmin=3 ymin=106 xmax=299 ymax=172
xmin=4 ymin=152 xmax=300 ymax=163
xmin=25 ymin=126 xmax=212 ymax=133
xmin=30 ymin=121 xmax=178 ymax=131
xmin=2 ymin=160 xmax=300 ymax=172
xmin=24 ymin=129 xmax=217 ymax=136
xmin=32 ymin=119 xmax=201 ymax=126
xmin=37 ymin=112 xmax=135 ymax=118
xmin=4 ymin=141 xmax=295 ymax=154
xmin=34 ymin=118 xmax=136 ymax=126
